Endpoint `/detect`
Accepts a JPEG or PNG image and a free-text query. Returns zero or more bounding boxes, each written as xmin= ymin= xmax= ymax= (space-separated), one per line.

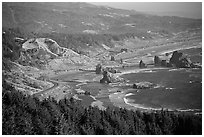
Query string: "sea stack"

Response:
xmin=139 ymin=60 xmax=147 ymax=68
xmin=100 ymin=70 xmax=112 ymax=83
xmin=169 ymin=51 xmax=193 ymax=68
xmin=96 ymin=64 xmax=102 ymax=74
xmin=154 ymin=56 xmax=161 ymax=66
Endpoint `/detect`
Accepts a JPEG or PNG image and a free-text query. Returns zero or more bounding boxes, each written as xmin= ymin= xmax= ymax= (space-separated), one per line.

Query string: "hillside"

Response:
xmin=3 ymin=2 xmax=201 ymax=35
xmin=3 ymin=2 xmax=201 ymax=60
xmin=2 ymin=2 xmax=202 ymax=135
xmin=18 ymin=38 xmax=98 ymax=69
xmin=2 ymin=1 xmax=202 ymax=97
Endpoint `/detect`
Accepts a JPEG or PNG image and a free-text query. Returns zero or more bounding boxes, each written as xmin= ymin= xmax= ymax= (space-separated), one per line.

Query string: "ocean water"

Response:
xmin=122 ymin=68 xmax=202 ymax=111
xmin=121 ymin=48 xmax=202 ymax=112
xmin=53 ymin=47 xmax=202 ymax=112
xmin=178 ymin=47 xmax=202 ymax=64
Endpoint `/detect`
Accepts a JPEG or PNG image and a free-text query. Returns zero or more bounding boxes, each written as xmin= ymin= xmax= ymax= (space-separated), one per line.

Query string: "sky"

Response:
xmin=90 ymin=2 xmax=202 ymax=19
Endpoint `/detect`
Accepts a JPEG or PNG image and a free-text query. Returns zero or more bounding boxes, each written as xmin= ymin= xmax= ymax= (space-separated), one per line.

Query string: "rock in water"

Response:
xmin=139 ymin=60 xmax=147 ymax=68
xmin=154 ymin=56 xmax=161 ymax=66
xmin=180 ymin=58 xmax=192 ymax=68
xmin=154 ymin=55 xmax=172 ymax=67
xmin=110 ymin=56 xmax=115 ymax=61
xmin=100 ymin=70 xmax=112 ymax=83
xmin=96 ymin=64 xmax=102 ymax=74
xmin=169 ymin=51 xmax=182 ymax=67
xmin=106 ymin=67 xmax=120 ymax=73
xmin=161 ymin=60 xmax=167 ymax=67
xmin=133 ymin=82 xmax=155 ymax=89
xmin=100 ymin=70 xmax=124 ymax=84
xmin=169 ymin=51 xmax=193 ymax=68
xmin=121 ymin=48 xmax=128 ymax=52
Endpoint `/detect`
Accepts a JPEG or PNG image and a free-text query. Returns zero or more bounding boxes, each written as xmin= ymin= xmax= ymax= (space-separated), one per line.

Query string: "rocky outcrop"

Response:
xmin=121 ymin=48 xmax=128 ymax=52
xmin=161 ymin=60 xmax=172 ymax=67
xmin=100 ymin=70 xmax=124 ymax=84
xmin=169 ymin=51 xmax=182 ymax=67
xmin=100 ymin=70 xmax=112 ymax=83
xmin=106 ymin=67 xmax=121 ymax=74
xmin=139 ymin=60 xmax=147 ymax=68
xmin=110 ymin=56 xmax=115 ymax=61
xmin=96 ymin=64 xmax=102 ymax=74
xmin=161 ymin=60 xmax=167 ymax=67
xmin=133 ymin=82 xmax=155 ymax=89
xmin=154 ymin=51 xmax=200 ymax=68
xmin=154 ymin=56 xmax=161 ymax=66
xmin=96 ymin=64 xmax=120 ymax=74
xmin=169 ymin=51 xmax=193 ymax=68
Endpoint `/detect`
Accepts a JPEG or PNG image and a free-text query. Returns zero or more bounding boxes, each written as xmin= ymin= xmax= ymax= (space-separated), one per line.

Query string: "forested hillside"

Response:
xmin=2 ymin=81 xmax=202 ymax=135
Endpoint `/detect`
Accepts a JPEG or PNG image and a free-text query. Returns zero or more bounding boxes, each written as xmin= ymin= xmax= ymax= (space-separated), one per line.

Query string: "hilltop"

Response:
xmin=3 ymin=2 xmax=201 ymax=34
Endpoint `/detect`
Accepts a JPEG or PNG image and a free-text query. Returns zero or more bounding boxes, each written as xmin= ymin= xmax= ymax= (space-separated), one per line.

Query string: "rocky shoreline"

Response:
xmin=16 ymin=41 xmax=200 ymax=113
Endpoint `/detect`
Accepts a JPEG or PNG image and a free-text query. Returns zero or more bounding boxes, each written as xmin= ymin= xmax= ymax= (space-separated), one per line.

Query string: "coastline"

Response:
xmin=108 ymin=88 xmax=202 ymax=113
xmin=109 ymin=61 xmax=202 ymax=113
xmin=115 ymin=67 xmax=168 ymax=78
xmin=47 ymin=45 xmax=202 ymax=114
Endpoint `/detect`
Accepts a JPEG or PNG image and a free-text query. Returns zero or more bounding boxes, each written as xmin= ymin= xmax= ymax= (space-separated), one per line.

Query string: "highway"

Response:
xmin=32 ymin=79 xmax=59 ymax=98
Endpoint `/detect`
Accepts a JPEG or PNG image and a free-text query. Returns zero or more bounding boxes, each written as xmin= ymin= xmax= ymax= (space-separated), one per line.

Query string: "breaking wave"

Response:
xmin=125 ymin=93 xmax=135 ymax=97
xmin=168 ymin=68 xmax=185 ymax=72
xmin=124 ymin=97 xmax=201 ymax=113
xmin=123 ymin=97 xmax=164 ymax=111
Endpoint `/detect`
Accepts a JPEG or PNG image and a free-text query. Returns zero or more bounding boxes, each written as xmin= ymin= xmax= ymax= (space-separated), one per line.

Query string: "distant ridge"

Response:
xmin=2 ymin=2 xmax=201 ymax=34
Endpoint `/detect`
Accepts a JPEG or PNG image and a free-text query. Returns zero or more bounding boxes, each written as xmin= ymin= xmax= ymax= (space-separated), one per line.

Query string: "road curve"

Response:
xmin=33 ymin=80 xmax=59 ymax=98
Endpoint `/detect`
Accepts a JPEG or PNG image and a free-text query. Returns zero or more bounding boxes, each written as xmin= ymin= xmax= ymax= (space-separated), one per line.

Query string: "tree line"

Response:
xmin=2 ymin=80 xmax=202 ymax=135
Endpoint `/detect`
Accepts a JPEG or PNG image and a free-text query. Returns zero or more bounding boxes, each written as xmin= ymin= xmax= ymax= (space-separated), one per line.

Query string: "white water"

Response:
xmin=123 ymin=97 xmax=167 ymax=111
xmin=125 ymin=93 xmax=135 ymax=97
xmin=115 ymin=67 xmax=168 ymax=77
xmin=124 ymin=96 xmax=201 ymax=113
